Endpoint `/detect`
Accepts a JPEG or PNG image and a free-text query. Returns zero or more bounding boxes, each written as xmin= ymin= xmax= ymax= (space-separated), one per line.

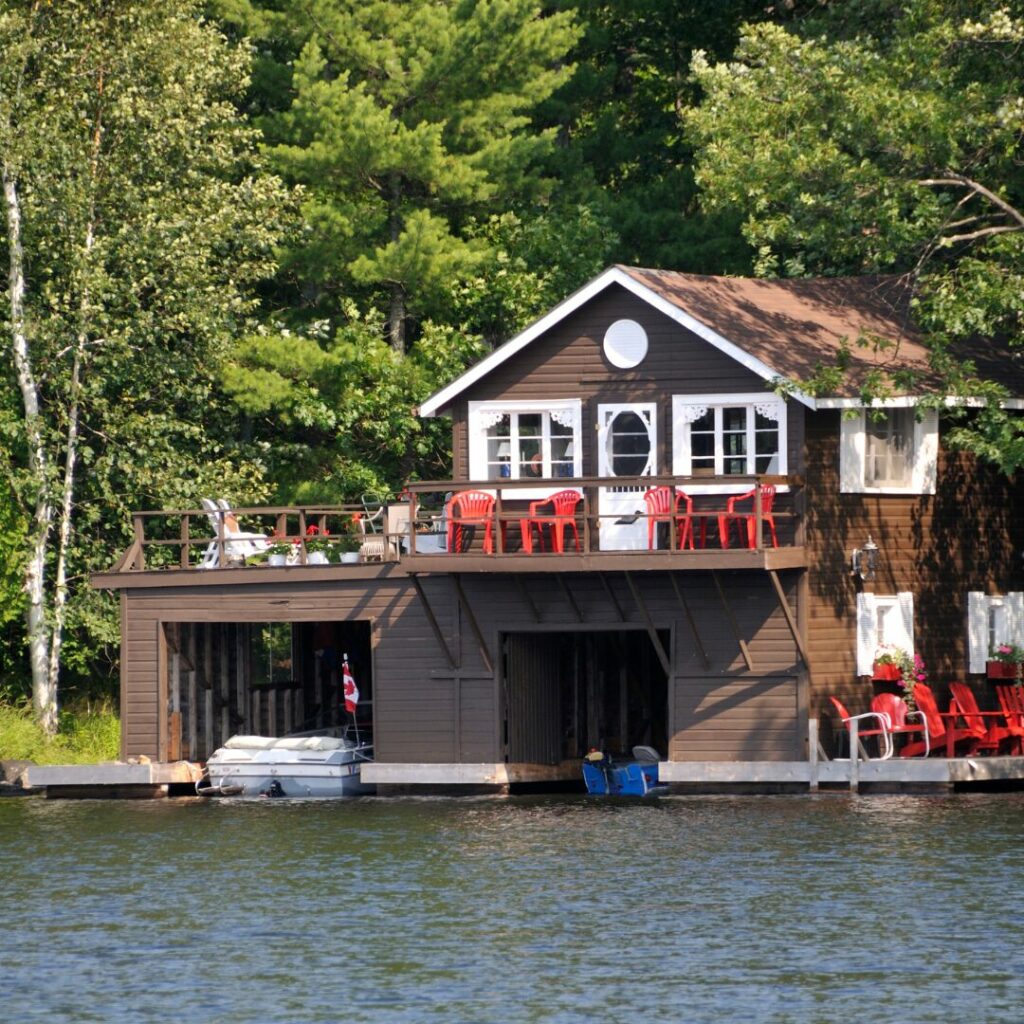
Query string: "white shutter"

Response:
xmin=911 ymin=409 xmax=939 ymax=495
xmin=839 ymin=413 xmax=864 ymax=494
xmin=856 ymin=592 xmax=877 ymax=675
xmin=467 ymin=406 xmax=487 ymax=481
xmin=894 ymin=592 xmax=915 ymax=654
xmin=1007 ymin=592 xmax=1024 ymax=647
xmin=967 ymin=592 xmax=990 ymax=674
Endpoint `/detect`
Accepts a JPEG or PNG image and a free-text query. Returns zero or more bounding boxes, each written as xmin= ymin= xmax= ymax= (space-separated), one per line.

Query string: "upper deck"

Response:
xmin=94 ymin=474 xmax=805 ymax=589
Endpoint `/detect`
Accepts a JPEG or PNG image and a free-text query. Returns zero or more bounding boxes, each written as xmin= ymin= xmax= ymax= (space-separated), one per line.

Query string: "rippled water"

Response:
xmin=3 ymin=793 xmax=1024 ymax=1023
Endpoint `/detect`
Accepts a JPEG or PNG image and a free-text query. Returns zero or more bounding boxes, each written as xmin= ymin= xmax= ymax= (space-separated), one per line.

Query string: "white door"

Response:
xmin=597 ymin=403 xmax=656 ymax=550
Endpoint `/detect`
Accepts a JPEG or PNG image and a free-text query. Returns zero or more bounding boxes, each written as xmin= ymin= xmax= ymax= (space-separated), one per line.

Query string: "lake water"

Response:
xmin=3 ymin=792 xmax=1024 ymax=1023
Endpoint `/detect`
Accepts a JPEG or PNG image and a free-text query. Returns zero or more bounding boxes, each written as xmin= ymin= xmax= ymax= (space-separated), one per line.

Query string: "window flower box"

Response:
xmin=986 ymin=660 xmax=1021 ymax=680
xmin=871 ymin=662 xmax=902 ymax=682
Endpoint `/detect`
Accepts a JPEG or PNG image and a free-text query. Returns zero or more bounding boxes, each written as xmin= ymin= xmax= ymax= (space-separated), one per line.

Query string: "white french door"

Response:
xmin=597 ymin=403 xmax=656 ymax=550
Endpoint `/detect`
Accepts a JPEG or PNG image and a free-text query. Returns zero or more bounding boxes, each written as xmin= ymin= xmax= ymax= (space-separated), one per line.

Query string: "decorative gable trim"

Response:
xmin=418 ymin=266 xmax=815 ymax=417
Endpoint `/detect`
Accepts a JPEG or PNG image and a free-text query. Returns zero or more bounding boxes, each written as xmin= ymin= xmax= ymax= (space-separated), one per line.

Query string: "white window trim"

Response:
xmin=856 ymin=592 xmax=915 ymax=675
xmin=967 ymin=591 xmax=1024 ymax=673
xmin=671 ymin=393 xmax=787 ymax=495
xmin=468 ymin=398 xmax=582 ymax=499
xmin=839 ymin=408 xmax=938 ymax=495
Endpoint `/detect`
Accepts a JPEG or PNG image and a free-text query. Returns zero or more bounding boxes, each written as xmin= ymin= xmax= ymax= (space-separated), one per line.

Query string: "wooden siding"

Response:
xmin=117 ymin=567 xmax=803 ymax=766
xmin=804 ymin=411 xmax=1024 ymax=742
xmin=445 ymin=284 xmax=805 ymax=481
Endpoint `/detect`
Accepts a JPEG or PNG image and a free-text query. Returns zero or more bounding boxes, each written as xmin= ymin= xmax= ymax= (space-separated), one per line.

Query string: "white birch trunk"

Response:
xmin=4 ymin=164 xmax=56 ymax=733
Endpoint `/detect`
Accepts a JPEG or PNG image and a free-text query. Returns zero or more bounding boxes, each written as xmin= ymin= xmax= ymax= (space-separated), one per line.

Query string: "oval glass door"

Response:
xmin=598 ymin=404 xmax=656 ymax=550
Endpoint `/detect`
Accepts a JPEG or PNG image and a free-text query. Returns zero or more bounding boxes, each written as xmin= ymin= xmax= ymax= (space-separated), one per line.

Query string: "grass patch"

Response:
xmin=0 ymin=701 xmax=120 ymax=764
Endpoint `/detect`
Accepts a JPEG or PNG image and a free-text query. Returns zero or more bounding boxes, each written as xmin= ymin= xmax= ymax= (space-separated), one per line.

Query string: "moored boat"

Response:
xmin=199 ymin=729 xmax=374 ymax=798
xmin=582 ymin=746 xmax=667 ymax=797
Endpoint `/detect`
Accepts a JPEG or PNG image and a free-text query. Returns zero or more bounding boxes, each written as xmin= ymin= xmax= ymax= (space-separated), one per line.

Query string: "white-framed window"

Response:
xmin=839 ymin=407 xmax=938 ymax=495
xmin=468 ymin=399 xmax=582 ymax=484
xmin=672 ymin=393 xmax=787 ymax=493
xmin=856 ymin=592 xmax=914 ymax=675
xmin=967 ymin=592 xmax=1024 ymax=673
xmin=597 ymin=403 xmax=657 ymax=478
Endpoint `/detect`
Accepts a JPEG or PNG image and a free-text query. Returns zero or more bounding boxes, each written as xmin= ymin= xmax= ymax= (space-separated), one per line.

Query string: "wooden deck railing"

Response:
xmin=112 ymin=475 xmax=803 ymax=572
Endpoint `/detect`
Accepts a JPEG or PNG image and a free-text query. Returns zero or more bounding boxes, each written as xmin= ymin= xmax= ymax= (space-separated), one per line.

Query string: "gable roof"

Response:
xmin=418 ymin=265 xmax=1007 ymax=416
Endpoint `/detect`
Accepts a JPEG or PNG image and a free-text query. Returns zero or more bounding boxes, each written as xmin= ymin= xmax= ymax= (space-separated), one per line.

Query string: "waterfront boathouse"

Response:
xmin=94 ymin=266 xmax=1024 ymax=791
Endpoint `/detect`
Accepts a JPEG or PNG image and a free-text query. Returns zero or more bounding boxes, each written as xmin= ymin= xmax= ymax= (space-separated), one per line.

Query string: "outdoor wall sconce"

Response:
xmin=852 ymin=535 xmax=880 ymax=581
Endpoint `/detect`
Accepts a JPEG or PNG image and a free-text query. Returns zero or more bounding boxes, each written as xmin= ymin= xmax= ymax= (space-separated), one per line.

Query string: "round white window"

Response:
xmin=603 ymin=319 xmax=648 ymax=369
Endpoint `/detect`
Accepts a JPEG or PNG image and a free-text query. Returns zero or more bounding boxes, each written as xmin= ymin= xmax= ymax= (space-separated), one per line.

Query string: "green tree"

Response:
xmin=0 ymin=0 xmax=289 ymax=728
xmin=685 ymin=1 xmax=1024 ymax=461
xmin=217 ymin=0 xmax=581 ymax=350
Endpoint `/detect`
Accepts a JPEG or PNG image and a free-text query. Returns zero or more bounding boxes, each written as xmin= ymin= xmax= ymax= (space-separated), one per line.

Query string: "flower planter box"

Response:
xmin=986 ymin=660 xmax=1021 ymax=680
xmin=871 ymin=663 xmax=902 ymax=682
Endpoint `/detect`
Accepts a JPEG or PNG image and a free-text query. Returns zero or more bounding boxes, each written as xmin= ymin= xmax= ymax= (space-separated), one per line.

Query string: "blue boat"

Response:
xmin=582 ymin=746 xmax=667 ymax=797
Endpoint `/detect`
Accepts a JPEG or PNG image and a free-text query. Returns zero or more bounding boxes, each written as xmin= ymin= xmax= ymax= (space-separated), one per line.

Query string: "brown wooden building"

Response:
xmin=94 ymin=266 xmax=1024 ymax=790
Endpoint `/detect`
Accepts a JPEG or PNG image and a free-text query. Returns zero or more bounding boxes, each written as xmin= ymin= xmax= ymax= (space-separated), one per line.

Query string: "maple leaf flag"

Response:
xmin=342 ymin=657 xmax=359 ymax=713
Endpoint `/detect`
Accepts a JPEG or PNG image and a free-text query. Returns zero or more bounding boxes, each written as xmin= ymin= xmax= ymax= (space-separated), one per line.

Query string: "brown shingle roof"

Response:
xmin=619 ymin=266 xmax=937 ymax=397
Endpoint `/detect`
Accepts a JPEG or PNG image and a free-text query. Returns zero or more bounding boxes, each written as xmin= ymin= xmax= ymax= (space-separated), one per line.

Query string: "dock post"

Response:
xmin=849 ymin=719 xmax=859 ymax=793
xmin=808 ymin=718 xmax=819 ymax=792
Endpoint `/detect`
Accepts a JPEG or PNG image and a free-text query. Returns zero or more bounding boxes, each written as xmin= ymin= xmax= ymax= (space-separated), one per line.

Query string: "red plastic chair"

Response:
xmin=718 ymin=484 xmax=777 ymax=549
xmin=950 ymin=682 xmax=1012 ymax=754
xmin=829 ymin=696 xmax=892 ymax=759
xmin=643 ymin=486 xmax=694 ymax=550
xmin=521 ymin=490 xmax=582 ymax=554
xmin=870 ymin=692 xmax=930 ymax=757
xmin=446 ymin=490 xmax=496 ymax=554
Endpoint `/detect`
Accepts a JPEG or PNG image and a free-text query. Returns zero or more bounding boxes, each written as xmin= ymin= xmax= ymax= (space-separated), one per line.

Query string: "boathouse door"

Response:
xmin=596 ymin=403 xmax=656 ymax=550
xmin=504 ymin=634 xmax=563 ymax=764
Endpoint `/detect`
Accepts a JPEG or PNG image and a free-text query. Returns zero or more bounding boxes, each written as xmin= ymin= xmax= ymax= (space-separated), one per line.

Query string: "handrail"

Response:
xmin=109 ymin=475 xmax=803 ymax=571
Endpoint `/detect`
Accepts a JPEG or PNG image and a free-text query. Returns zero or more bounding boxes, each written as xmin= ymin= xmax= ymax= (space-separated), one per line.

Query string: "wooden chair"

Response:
xmin=829 ymin=696 xmax=892 ymax=759
xmin=446 ymin=490 xmax=496 ymax=554
xmin=521 ymin=489 xmax=582 ymax=554
xmin=643 ymin=486 xmax=694 ymax=550
xmin=993 ymin=685 xmax=1024 ymax=755
xmin=717 ymin=484 xmax=778 ymax=549
xmin=870 ymin=692 xmax=930 ymax=757
xmin=948 ymin=682 xmax=1010 ymax=754
xmin=903 ymin=683 xmax=984 ymax=758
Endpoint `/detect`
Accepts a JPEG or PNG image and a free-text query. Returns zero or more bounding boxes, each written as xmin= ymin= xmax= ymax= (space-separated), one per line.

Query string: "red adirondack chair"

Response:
xmin=870 ymin=692 xmax=930 ymax=757
xmin=994 ymin=685 xmax=1024 ymax=755
xmin=446 ymin=490 xmax=496 ymax=554
xmin=829 ymin=696 xmax=892 ymax=759
xmin=521 ymin=489 xmax=582 ymax=554
xmin=948 ymin=682 xmax=1010 ymax=754
xmin=643 ymin=486 xmax=694 ymax=550
xmin=904 ymin=683 xmax=985 ymax=758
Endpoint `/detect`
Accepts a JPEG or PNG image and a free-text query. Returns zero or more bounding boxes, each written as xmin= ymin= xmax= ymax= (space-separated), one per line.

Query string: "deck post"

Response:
xmin=808 ymin=718 xmax=819 ymax=792
xmin=849 ymin=719 xmax=860 ymax=793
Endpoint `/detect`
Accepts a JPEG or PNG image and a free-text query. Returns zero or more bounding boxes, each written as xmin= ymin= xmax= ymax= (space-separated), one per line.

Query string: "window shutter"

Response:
xmin=856 ymin=592 xmax=877 ymax=675
xmin=911 ymin=410 xmax=939 ymax=495
xmin=1007 ymin=592 xmax=1024 ymax=647
xmin=895 ymin=592 xmax=915 ymax=654
xmin=839 ymin=413 xmax=864 ymax=494
xmin=967 ymin=592 xmax=990 ymax=674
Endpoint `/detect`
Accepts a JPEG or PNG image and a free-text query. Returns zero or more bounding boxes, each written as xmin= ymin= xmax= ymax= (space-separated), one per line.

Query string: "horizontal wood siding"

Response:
xmin=804 ymin=411 xmax=1024 ymax=743
xmin=446 ymin=284 xmax=804 ymax=480
xmin=118 ymin=567 xmax=802 ymax=765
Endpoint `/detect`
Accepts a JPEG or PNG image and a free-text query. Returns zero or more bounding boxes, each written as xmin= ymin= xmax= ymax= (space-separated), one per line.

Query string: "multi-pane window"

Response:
xmin=864 ymin=409 xmax=913 ymax=487
xmin=675 ymin=397 xmax=784 ymax=478
xmin=606 ymin=410 xmax=652 ymax=476
xmin=484 ymin=411 xmax=575 ymax=480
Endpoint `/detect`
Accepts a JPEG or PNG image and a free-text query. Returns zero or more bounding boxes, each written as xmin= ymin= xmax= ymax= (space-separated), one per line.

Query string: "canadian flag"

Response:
xmin=342 ymin=656 xmax=359 ymax=714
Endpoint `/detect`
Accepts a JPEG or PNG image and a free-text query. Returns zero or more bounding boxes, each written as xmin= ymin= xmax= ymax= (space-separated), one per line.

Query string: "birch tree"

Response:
xmin=0 ymin=1 xmax=288 ymax=730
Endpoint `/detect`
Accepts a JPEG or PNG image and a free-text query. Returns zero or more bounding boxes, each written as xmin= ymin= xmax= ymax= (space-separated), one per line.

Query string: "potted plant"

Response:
xmin=337 ymin=513 xmax=363 ymax=564
xmin=987 ymin=643 xmax=1024 ymax=680
xmin=872 ymin=646 xmax=926 ymax=709
xmin=303 ymin=525 xmax=333 ymax=564
xmin=266 ymin=533 xmax=293 ymax=567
